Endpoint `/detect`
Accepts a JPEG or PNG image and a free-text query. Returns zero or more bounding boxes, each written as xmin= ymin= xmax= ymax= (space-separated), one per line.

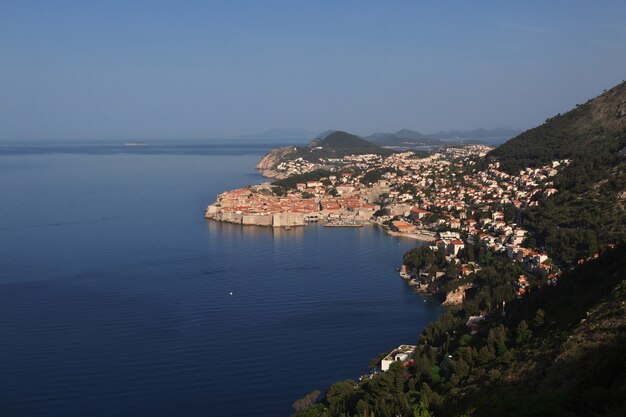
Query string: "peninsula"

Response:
xmin=205 ymin=129 xmax=567 ymax=304
xmin=205 ymin=129 xmax=562 ymax=246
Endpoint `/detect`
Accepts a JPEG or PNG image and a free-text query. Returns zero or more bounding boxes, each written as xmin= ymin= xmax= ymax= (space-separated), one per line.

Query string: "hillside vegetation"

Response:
xmin=292 ymin=245 xmax=626 ymax=417
xmin=489 ymin=81 xmax=626 ymax=173
xmin=302 ymin=131 xmax=395 ymax=160
xmin=491 ymin=82 xmax=626 ymax=264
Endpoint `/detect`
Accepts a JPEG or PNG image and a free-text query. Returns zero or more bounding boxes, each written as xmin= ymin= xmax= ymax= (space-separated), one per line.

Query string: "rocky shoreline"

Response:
xmin=398 ymin=268 xmax=468 ymax=306
xmin=384 ymin=228 xmax=436 ymax=242
xmin=256 ymin=169 xmax=289 ymax=179
xmin=255 ymin=146 xmax=298 ymax=179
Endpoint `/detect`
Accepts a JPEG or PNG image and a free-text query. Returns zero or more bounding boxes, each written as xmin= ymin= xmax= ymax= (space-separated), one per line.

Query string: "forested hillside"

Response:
xmin=303 ymin=131 xmax=395 ymax=160
xmin=489 ymin=81 xmax=626 ymax=173
xmin=523 ymin=132 xmax=626 ymax=263
xmin=292 ymin=245 xmax=626 ymax=417
xmin=492 ymin=82 xmax=626 ymax=264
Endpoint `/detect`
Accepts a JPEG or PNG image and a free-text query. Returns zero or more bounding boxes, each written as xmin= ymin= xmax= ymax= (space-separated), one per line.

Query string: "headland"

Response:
xmin=205 ymin=129 xmax=566 ymax=308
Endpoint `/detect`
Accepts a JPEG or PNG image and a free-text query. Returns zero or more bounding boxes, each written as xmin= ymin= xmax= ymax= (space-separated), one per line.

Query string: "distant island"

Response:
xmin=366 ymin=128 xmax=519 ymax=146
xmin=205 ymin=81 xmax=626 ymax=417
xmin=237 ymin=127 xmax=520 ymax=146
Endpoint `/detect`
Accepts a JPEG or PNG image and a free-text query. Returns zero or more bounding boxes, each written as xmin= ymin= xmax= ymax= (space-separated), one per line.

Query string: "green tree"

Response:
xmin=483 ymin=250 xmax=495 ymax=266
xmin=457 ymin=346 xmax=478 ymax=367
xmin=458 ymin=334 xmax=472 ymax=347
xmin=292 ymin=390 xmax=321 ymax=412
xmin=428 ymin=365 xmax=441 ymax=384
xmin=369 ymin=351 xmax=388 ymax=369
xmin=291 ymin=403 xmax=324 ymax=417
xmin=534 ymin=309 xmax=545 ymax=328
xmin=466 ymin=244 xmax=476 ymax=262
xmin=450 ymin=357 xmax=470 ymax=380
xmin=516 ymin=320 xmax=532 ymax=344
xmin=325 ymin=380 xmax=357 ymax=415
xmin=487 ymin=325 xmax=508 ymax=355
xmin=477 ymin=345 xmax=496 ymax=366
xmin=404 ymin=246 xmax=437 ymax=271
xmin=272 ymin=186 xmax=287 ymax=196
xmin=445 ymin=262 xmax=459 ymax=279
xmin=412 ymin=401 xmax=433 ymax=417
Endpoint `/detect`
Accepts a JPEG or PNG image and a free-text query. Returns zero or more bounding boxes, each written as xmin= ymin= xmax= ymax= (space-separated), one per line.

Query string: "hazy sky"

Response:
xmin=2 ymin=0 xmax=626 ymax=140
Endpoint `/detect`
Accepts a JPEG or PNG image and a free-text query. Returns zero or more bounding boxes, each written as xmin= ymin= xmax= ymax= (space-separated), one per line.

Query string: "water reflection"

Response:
xmin=204 ymin=218 xmax=306 ymax=240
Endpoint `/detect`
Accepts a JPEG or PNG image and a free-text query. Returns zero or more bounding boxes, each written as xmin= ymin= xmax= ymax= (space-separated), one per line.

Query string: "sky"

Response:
xmin=1 ymin=0 xmax=626 ymax=140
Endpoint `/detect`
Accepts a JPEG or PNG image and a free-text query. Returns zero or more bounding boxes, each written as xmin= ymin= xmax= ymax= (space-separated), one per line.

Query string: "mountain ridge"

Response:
xmin=367 ymin=128 xmax=519 ymax=146
xmin=489 ymin=81 xmax=626 ymax=173
xmin=489 ymin=81 xmax=626 ymax=264
xmin=306 ymin=130 xmax=393 ymax=156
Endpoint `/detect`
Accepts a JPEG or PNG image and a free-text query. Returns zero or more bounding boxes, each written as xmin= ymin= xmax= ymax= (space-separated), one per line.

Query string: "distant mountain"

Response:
xmin=306 ymin=130 xmax=394 ymax=158
xmin=367 ymin=128 xmax=519 ymax=146
xmin=255 ymin=130 xmax=394 ymax=178
xmin=368 ymin=128 xmax=427 ymax=141
xmin=239 ymin=128 xmax=316 ymax=140
xmin=241 ymin=127 xmax=518 ymax=145
xmin=429 ymin=128 xmax=519 ymax=141
xmin=367 ymin=129 xmax=444 ymax=146
xmin=314 ymin=130 xmax=339 ymax=140
xmin=393 ymin=128 xmax=427 ymax=139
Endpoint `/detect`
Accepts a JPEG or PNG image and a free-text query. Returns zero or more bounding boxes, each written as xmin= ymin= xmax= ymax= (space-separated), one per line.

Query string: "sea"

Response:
xmin=0 ymin=139 xmax=442 ymax=417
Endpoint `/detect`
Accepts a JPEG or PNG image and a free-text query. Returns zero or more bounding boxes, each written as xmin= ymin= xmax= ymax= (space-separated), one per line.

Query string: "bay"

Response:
xmin=0 ymin=141 xmax=442 ymax=417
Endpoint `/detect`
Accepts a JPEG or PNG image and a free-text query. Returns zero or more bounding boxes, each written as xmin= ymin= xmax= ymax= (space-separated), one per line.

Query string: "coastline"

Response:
xmin=256 ymin=168 xmax=290 ymax=179
xmin=205 ymin=216 xmax=371 ymax=228
xmin=383 ymin=228 xmax=436 ymax=242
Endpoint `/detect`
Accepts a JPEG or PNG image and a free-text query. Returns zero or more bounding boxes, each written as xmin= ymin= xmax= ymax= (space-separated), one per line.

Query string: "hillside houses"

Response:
xmin=207 ymin=145 xmax=566 ymax=283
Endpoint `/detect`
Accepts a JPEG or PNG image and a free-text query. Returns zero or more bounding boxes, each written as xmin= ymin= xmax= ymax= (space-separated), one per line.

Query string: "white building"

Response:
xmin=381 ymin=345 xmax=417 ymax=371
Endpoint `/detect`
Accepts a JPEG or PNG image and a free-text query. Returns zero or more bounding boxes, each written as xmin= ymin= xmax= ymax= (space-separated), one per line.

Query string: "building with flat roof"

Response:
xmin=381 ymin=345 xmax=417 ymax=371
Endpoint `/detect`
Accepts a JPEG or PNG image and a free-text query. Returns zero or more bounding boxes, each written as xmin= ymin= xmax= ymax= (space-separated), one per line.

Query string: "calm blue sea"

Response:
xmin=0 ymin=140 xmax=442 ymax=417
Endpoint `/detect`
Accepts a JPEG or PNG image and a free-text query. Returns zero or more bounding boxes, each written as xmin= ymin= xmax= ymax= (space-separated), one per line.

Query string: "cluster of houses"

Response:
xmin=205 ymin=179 xmax=380 ymax=226
xmin=378 ymin=160 xmax=568 ymax=222
xmin=437 ymin=144 xmax=492 ymax=159
xmin=208 ymin=143 xmax=566 ymax=262
xmin=398 ymin=222 xmax=556 ymax=295
xmin=274 ymin=157 xmax=318 ymax=176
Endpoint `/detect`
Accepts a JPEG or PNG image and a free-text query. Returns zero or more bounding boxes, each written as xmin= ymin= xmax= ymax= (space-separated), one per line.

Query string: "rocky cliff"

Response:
xmin=255 ymin=146 xmax=298 ymax=179
xmin=441 ymin=283 xmax=472 ymax=306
